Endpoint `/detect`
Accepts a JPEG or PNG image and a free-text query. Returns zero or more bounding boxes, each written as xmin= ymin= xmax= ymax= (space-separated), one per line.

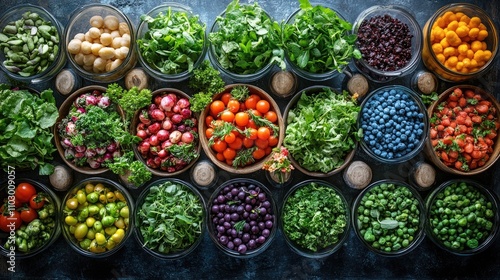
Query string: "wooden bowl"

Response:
xmin=198 ymin=84 xmax=284 ymax=174
xmin=53 ymin=85 xmax=123 ymax=175
xmin=130 ymin=88 xmax=200 ymax=177
xmin=424 ymin=85 xmax=500 ymax=175
xmin=283 ymin=86 xmax=357 ymax=177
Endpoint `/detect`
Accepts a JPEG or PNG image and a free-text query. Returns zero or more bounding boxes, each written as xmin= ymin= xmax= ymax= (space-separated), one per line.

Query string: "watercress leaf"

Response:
xmin=370 ymin=209 xmax=380 ymax=219
xmin=379 ymin=219 xmax=399 ymax=229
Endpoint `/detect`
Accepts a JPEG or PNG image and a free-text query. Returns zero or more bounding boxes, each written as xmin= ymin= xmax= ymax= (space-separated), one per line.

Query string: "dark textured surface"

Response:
xmin=0 ymin=0 xmax=499 ymax=279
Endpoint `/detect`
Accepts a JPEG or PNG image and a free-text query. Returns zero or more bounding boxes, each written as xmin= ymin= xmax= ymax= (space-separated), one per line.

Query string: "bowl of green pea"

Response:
xmin=352 ymin=180 xmax=426 ymax=256
xmin=425 ymin=179 xmax=499 ymax=256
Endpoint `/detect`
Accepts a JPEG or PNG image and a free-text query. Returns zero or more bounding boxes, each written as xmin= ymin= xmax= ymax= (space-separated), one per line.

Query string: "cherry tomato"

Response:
xmin=15 ymin=182 xmax=37 ymax=203
xmin=220 ymin=110 xmax=235 ymax=123
xmin=235 ymin=112 xmax=250 ymax=127
xmin=0 ymin=210 xmax=22 ymax=232
xmin=264 ymin=111 xmax=278 ymax=123
xmin=257 ymin=127 xmax=271 ymax=140
xmin=222 ymin=147 xmax=237 ymax=160
xmin=20 ymin=207 xmax=38 ymax=223
xmin=29 ymin=194 xmax=45 ymax=210
xmin=210 ymin=100 xmax=225 ymax=117
xmin=212 ymin=140 xmax=228 ymax=153
xmin=227 ymin=99 xmax=240 ymax=113
xmin=220 ymin=93 xmax=232 ymax=105
xmin=256 ymin=100 xmax=270 ymax=114
xmin=244 ymin=94 xmax=260 ymax=110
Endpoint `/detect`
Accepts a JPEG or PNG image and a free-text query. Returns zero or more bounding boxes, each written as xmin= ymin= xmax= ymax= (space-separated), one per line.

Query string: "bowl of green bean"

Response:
xmin=425 ymin=179 xmax=499 ymax=256
xmin=352 ymin=180 xmax=426 ymax=256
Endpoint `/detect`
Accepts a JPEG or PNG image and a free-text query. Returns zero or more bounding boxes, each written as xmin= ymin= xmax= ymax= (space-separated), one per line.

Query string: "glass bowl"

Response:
xmin=0 ymin=178 xmax=61 ymax=259
xmin=424 ymin=85 xmax=500 ymax=176
xmin=421 ymin=3 xmax=498 ymax=82
xmin=352 ymin=180 xmax=426 ymax=257
xmin=352 ymin=5 xmax=422 ymax=83
xmin=136 ymin=3 xmax=207 ymax=82
xmin=281 ymin=180 xmax=350 ymax=258
xmin=65 ymin=4 xmax=137 ymax=83
xmin=0 ymin=4 xmax=66 ymax=83
xmin=425 ymin=179 xmax=499 ymax=256
xmin=207 ymin=2 xmax=276 ymax=82
xmin=282 ymin=5 xmax=354 ymax=81
xmin=207 ymin=178 xmax=277 ymax=258
xmin=60 ymin=177 xmax=134 ymax=258
xmin=358 ymin=85 xmax=428 ymax=164
xmin=134 ymin=178 xmax=206 ymax=259
xmin=283 ymin=86 xmax=358 ymax=177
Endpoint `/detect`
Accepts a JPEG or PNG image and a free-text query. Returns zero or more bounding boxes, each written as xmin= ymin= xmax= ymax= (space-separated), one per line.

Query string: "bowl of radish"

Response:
xmin=54 ymin=85 xmax=127 ymax=175
xmin=131 ymin=88 xmax=200 ymax=176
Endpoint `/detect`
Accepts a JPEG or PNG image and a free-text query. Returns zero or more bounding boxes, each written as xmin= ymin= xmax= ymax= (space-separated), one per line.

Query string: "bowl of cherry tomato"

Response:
xmin=0 ymin=179 xmax=61 ymax=258
xmin=198 ymin=84 xmax=284 ymax=174
xmin=424 ymin=85 xmax=500 ymax=175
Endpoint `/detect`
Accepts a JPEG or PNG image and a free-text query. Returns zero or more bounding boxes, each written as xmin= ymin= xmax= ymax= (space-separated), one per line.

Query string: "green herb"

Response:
xmin=208 ymin=0 xmax=285 ymax=74
xmin=284 ymin=88 xmax=360 ymax=173
xmin=106 ymin=84 xmax=152 ymax=122
xmin=189 ymin=61 xmax=226 ymax=113
xmin=105 ymin=151 xmax=152 ymax=187
xmin=234 ymin=220 xmax=246 ymax=233
xmin=282 ymin=0 xmax=361 ymax=73
xmin=282 ymin=182 xmax=347 ymax=252
xmin=421 ymin=92 xmax=439 ymax=106
xmin=233 ymin=147 xmax=256 ymax=168
xmin=247 ymin=110 xmax=279 ymax=135
xmin=167 ymin=142 xmax=198 ymax=163
xmin=0 ymin=85 xmax=58 ymax=175
xmin=138 ymin=7 xmax=206 ymax=74
xmin=136 ymin=181 xmax=204 ymax=254
xmin=230 ymin=85 xmax=249 ymax=101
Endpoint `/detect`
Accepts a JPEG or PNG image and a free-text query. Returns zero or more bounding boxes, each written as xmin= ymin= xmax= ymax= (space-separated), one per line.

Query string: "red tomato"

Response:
xmin=20 ymin=207 xmax=38 ymax=223
xmin=15 ymin=182 xmax=37 ymax=203
xmin=0 ymin=211 xmax=22 ymax=232
xmin=29 ymin=194 xmax=46 ymax=210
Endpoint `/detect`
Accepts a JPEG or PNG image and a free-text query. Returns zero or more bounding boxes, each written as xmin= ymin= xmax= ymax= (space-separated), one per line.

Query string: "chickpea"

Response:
xmin=114 ymin=46 xmax=129 ymax=60
xmin=93 ymin=57 xmax=107 ymax=72
xmin=84 ymin=31 xmax=92 ymax=42
xmin=118 ymin=22 xmax=130 ymax=35
xmin=88 ymin=27 xmax=101 ymax=39
xmin=120 ymin=33 xmax=130 ymax=47
xmin=98 ymin=47 xmax=116 ymax=60
xmin=89 ymin=15 xmax=104 ymax=28
xmin=104 ymin=15 xmax=119 ymax=31
xmin=105 ymin=60 xmax=113 ymax=72
xmin=109 ymin=59 xmax=123 ymax=71
xmin=67 ymin=39 xmax=82 ymax=55
xmin=74 ymin=53 xmax=85 ymax=65
xmin=91 ymin=43 xmax=103 ymax=56
xmin=111 ymin=37 xmax=122 ymax=49
xmin=83 ymin=64 xmax=93 ymax=72
xmin=110 ymin=30 xmax=120 ymax=39
xmin=83 ymin=53 xmax=96 ymax=66
xmin=80 ymin=41 xmax=92 ymax=55
xmin=100 ymin=33 xmax=113 ymax=46
xmin=74 ymin=33 xmax=85 ymax=41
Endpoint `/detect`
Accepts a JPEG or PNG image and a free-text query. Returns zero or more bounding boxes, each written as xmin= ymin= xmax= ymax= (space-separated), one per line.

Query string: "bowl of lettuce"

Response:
xmin=283 ymin=86 xmax=361 ymax=177
xmin=0 ymin=84 xmax=58 ymax=175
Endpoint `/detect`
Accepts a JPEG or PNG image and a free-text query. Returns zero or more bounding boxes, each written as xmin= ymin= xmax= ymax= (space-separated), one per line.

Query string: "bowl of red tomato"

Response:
xmin=425 ymin=85 xmax=500 ymax=175
xmin=0 ymin=179 xmax=61 ymax=258
xmin=198 ymin=84 xmax=284 ymax=174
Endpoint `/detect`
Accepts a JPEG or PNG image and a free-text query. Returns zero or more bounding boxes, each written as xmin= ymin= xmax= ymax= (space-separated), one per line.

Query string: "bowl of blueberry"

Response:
xmin=358 ymin=85 xmax=428 ymax=163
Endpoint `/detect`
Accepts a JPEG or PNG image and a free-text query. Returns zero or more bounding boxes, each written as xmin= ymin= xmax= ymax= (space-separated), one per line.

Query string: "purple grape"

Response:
xmin=262 ymin=229 xmax=270 ymax=238
xmin=243 ymin=223 xmax=250 ymax=232
xmin=249 ymin=220 xmax=257 ymax=227
xmin=223 ymin=186 xmax=230 ymax=194
xmin=262 ymin=201 xmax=271 ymax=209
xmin=251 ymin=226 xmax=259 ymax=234
xmin=217 ymin=226 xmax=225 ymax=234
xmin=231 ymin=187 xmax=239 ymax=196
xmin=224 ymin=213 xmax=231 ymax=221
xmin=237 ymin=205 xmax=244 ymax=214
xmin=217 ymin=212 xmax=224 ymax=219
xmin=245 ymin=204 xmax=252 ymax=212
xmin=237 ymin=191 xmax=245 ymax=200
xmin=256 ymin=236 xmax=266 ymax=244
xmin=219 ymin=235 xmax=229 ymax=245
xmin=264 ymin=214 xmax=273 ymax=221
xmin=242 ymin=233 xmax=250 ymax=243
xmin=217 ymin=195 xmax=226 ymax=203
xmin=258 ymin=192 xmax=266 ymax=202
xmin=259 ymin=207 xmax=267 ymax=216
xmin=211 ymin=205 xmax=220 ymax=213
xmin=265 ymin=220 xmax=273 ymax=229
xmin=227 ymin=241 xmax=234 ymax=250
xmin=258 ymin=221 xmax=265 ymax=230
xmin=233 ymin=238 xmax=242 ymax=246
xmin=249 ymin=213 xmax=258 ymax=220
xmin=213 ymin=217 xmax=219 ymax=224
xmin=223 ymin=222 xmax=231 ymax=229
xmin=243 ymin=212 xmax=249 ymax=219
xmin=248 ymin=184 xmax=256 ymax=190
xmin=248 ymin=239 xmax=256 ymax=249
xmin=230 ymin=213 xmax=240 ymax=221
xmin=237 ymin=244 xmax=247 ymax=254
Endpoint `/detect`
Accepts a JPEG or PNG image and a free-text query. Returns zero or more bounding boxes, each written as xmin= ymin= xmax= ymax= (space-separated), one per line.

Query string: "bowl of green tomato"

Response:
xmin=61 ymin=177 xmax=134 ymax=258
xmin=425 ymin=179 xmax=499 ymax=256
xmin=352 ymin=180 xmax=426 ymax=256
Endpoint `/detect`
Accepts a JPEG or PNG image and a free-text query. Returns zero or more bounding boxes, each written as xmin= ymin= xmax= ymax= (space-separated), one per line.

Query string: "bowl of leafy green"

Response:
xmin=282 ymin=0 xmax=360 ymax=81
xmin=281 ymin=180 xmax=350 ymax=258
xmin=208 ymin=0 xmax=283 ymax=82
xmin=134 ymin=178 xmax=206 ymax=259
xmin=283 ymin=86 xmax=360 ymax=177
xmin=136 ymin=3 xmax=207 ymax=82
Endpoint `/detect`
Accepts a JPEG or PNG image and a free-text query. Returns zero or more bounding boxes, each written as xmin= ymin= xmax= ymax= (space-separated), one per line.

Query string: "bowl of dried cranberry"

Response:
xmin=352 ymin=5 xmax=422 ymax=83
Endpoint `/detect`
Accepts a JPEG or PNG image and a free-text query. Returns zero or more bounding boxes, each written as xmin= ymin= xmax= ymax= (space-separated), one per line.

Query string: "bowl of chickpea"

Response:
xmin=65 ymin=4 xmax=137 ymax=83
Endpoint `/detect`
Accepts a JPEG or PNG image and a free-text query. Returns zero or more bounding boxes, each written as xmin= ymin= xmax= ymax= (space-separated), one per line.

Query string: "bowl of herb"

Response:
xmin=282 ymin=0 xmax=361 ymax=81
xmin=283 ymin=86 xmax=360 ymax=177
xmin=208 ymin=0 xmax=284 ymax=82
xmin=352 ymin=180 xmax=426 ymax=257
xmin=425 ymin=179 xmax=499 ymax=256
xmin=134 ymin=178 xmax=206 ymax=259
xmin=136 ymin=3 xmax=207 ymax=82
xmin=281 ymin=180 xmax=350 ymax=258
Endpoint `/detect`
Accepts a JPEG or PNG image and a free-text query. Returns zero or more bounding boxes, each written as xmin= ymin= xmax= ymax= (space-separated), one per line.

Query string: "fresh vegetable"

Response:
xmin=284 ymin=88 xmax=360 ymax=173
xmin=282 ymin=182 xmax=348 ymax=252
xmin=138 ymin=6 xmax=206 ymax=74
xmin=356 ymin=182 xmax=422 ymax=253
xmin=62 ymin=181 xmax=130 ymax=253
xmin=208 ymin=0 xmax=284 ymax=75
xmin=106 ymin=151 xmax=152 ymax=187
xmin=360 ymin=87 xmax=426 ymax=160
xmin=428 ymin=181 xmax=496 ymax=251
xmin=429 ymin=87 xmax=498 ymax=171
xmin=0 ymin=11 xmax=60 ymax=77
xmin=105 ymin=83 xmax=153 ymax=122
xmin=204 ymin=85 xmax=280 ymax=168
xmin=282 ymin=0 xmax=361 ymax=73
xmin=136 ymin=180 xmax=204 ymax=254
xmin=209 ymin=180 xmax=275 ymax=254
xmin=15 ymin=182 xmax=36 ymax=203
xmin=188 ymin=60 xmax=226 ymax=113
xmin=0 ymin=85 xmax=58 ymax=175
xmin=421 ymin=91 xmax=439 ymax=106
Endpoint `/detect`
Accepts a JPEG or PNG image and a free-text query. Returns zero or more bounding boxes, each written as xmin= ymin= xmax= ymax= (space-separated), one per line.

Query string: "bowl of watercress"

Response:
xmin=208 ymin=0 xmax=283 ymax=82
xmin=352 ymin=180 xmax=426 ymax=257
xmin=136 ymin=3 xmax=207 ymax=82
xmin=134 ymin=178 xmax=206 ymax=259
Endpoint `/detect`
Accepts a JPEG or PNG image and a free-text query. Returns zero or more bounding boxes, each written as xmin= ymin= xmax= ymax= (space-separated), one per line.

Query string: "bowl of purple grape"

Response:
xmin=352 ymin=5 xmax=422 ymax=83
xmin=207 ymin=178 xmax=277 ymax=258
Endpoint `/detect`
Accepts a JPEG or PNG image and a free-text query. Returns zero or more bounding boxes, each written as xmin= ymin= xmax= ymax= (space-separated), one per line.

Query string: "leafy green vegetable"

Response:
xmin=282 ymin=0 xmax=361 ymax=73
xmin=105 ymin=83 xmax=152 ymax=122
xmin=421 ymin=92 xmax=439 ymax=106
xmin=284 ymin=88 xmax=360 ymax=173
xmin=138 ymin=7 xmax=206 ymax=74
xmin=0 ymin=85 xmax=58 ymax=175
xmin=105 ymin=151 xmax=152 ymax=187
xmin=136 ymin=181 xmax=204 ymax=254
xmin=167 ymin=142 xmax=199 ymax=163
xmin=208 ymin=0 xmax=285 ymax=74
xmin=282 ymin=182 xmax=347 ymax=252
xmin=188 ymin=60 xmax=226 ymax=113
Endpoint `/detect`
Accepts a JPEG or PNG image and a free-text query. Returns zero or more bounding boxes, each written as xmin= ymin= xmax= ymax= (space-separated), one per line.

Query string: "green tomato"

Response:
xmin=76 ymin=190 xmax=87 ymax=205
xmin=79 ymin=238 xmax=92 ymax=250
xmin=87 ymin=192 xmax=99 ymax=204
xmin=93 ymin=221 xmax=103 ymax=232
xmin=88 ymin=205 xmax=100 ymax=216
xmin=119 ymin=206 xmax=129 ymax=218
xmin=74 ymin=223 xmax=89 ymax=240
xmin=101 ymin=215 xmax=116 ymax=227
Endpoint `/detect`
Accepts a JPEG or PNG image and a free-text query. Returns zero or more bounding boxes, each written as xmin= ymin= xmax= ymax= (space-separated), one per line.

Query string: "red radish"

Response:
xmin=151 ymin=109 xmax=165 ymax=121
xmin=177 ymin=98 xmax=190 ymax=109
xmin=139 ymin=110 xmax=151 ymax=125
xmin=157 ymin=129 xmax=169 ymax=142
xmin=136 ymin=130 xmax=147 ymax=140
xmin=169 ymin=131 xmax=182 ymax=144
xmin=162 ymin=119 xmax=173 ymax=130
xmin=181 ymin=132 xmax=194 ymax=144
xmin=160 ymin=95 xmax=175 ymax=111
xmin=138 ymin=142 xmax=151 ymax=154
xmin=149 ymin=135 xmax=159 ymax=146
xmin=158 ymin=149 xmax=168 ymax=158
xmin=171 ymin=114 xmax=183 ymax=124
xmin=147 ymin=122 xmax=161 ymax=135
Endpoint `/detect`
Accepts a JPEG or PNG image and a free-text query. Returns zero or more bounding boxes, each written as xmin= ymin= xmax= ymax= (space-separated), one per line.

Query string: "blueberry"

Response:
xmin=389 ymin=89 xmax=396 ymax=95
xmin=374 ymin=149 xmax=381 ymax=155
xmin=417 ymin=129 xmax=423 ymax=135
xmin=381 ymin=151 xmax=387 ymax=158
xmin=370 ymin=140 xmax=376 ymax=146
xmin=388 ymin=152 xmax=394 ymax=158
xmin=418 ymin=113 xmax=424 ymax=119
xmin=376 ymin=131 xmax=383 ymax=138
xmin=383 ymin=91 xmax=389 ymax=98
